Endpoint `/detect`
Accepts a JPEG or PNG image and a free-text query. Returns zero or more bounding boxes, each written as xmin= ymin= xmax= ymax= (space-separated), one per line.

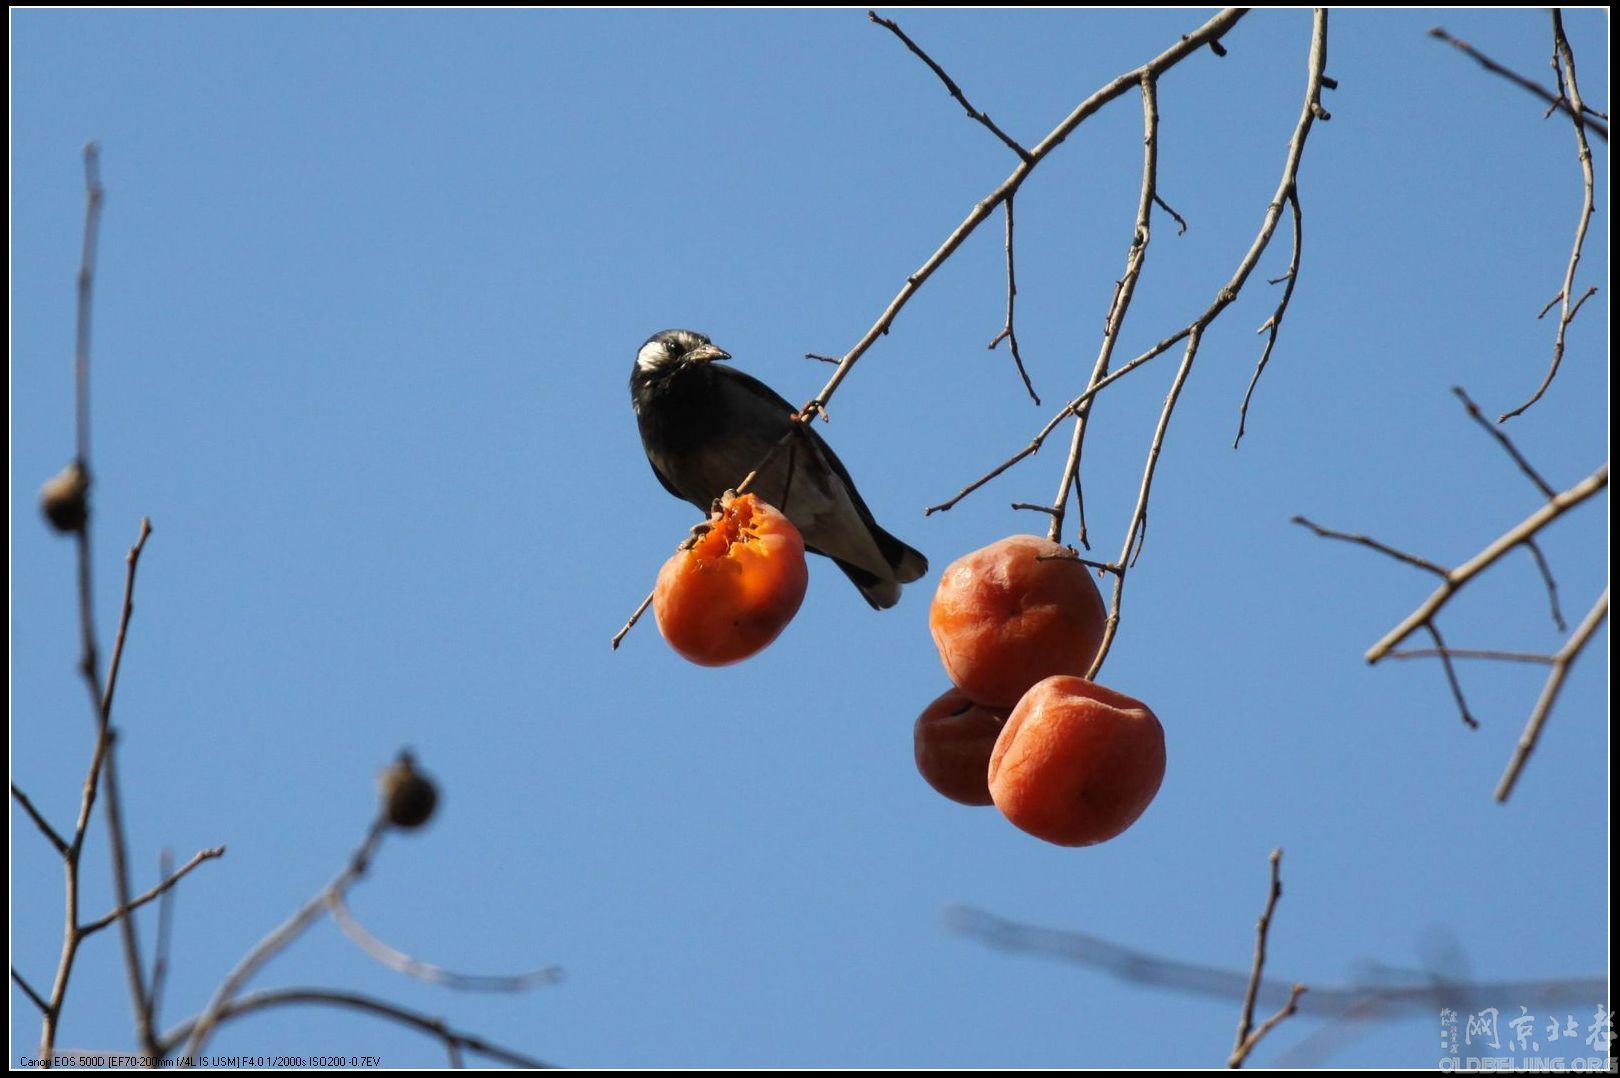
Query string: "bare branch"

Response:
xmin=1523 ymin=538 xmax=1567 ymax=632
xmin=1388 ymin=647 xmax=1556 ymax=665
xmin=1500 ymin=12 xmax=1600 ymax=421
xmin=1083 ymin=11 xmax=1330 ymax=679
xmin=947 ymin=903 xmax=1606 ymax=1015
xmin=1049 ymin=72 xmax=1166 ymax=546
xmin=1291 ymin=516 xmax=1451 ymax=577
xmin=81 ymin=846 xmax=227 ymax=937
xmin=1229 ymin=850 xmax=1298 ymax=1067
xmin=1427 ymin=26 xmax=1607 ymax=141
xmin=1452 ymin=386 xmax=1557 ymax=498
xmin=868 ymin=11 xmax=1033 ymax=161
xmin=100 ymin=518 xmax=153 ymax=722
xmin=147 ymin=849 xmax=176 ymax=1033
xmin=327 ymin=892 xmax=562 ymax=993
xmin=610 ymin=591 xmax=655 ymax=650
xmin=1364 ymin=463 xmax=1607 ymax=663
xmin=806 ymin=8 xmax=1247 ymax=419
xmin=1232 ymin=986 xmax=1308 ymax=1069
xmin=925 ymin=405 xmax=1071 ymax=515
xmin=99 ymin=519 xmax=160 ymax=1055
xmin=986 ymin=195 xmax=1040 ymax=404
xmin=1235 ymin=187 xmax=1302 ymax=448
xmin=1425 ymin=622 xmax=1478 ymax=729
xmin=12 ymin=784 xmax=69 ymax=855
xmin=183 ymin=819 xmax=388 ymax=1056
xmin=1153 ymin=192 xmax=1188 ymax=235
xmin=40 ymin=142 xmax=114 ymax=1066
xmin=13 ymin=969 xmax=50 ymax=1016
xmin=1495 ymin=587 xmax=1609 ymax=802
xmin=162 ymin=988 xmax=554 ymax=1069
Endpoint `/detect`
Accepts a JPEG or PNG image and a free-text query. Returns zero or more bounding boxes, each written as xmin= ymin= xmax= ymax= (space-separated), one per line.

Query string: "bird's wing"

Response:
xmin=712 ymin=366 xmax=917 ymax=585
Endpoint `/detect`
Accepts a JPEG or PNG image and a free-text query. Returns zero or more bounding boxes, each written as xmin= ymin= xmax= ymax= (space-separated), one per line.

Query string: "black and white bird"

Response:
xmin=630 ymin=329 xmax=927 ymax=609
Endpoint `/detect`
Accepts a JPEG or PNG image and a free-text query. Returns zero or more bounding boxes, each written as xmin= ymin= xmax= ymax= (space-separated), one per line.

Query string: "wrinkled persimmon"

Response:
xmin=988 ymin=675 xmax=1165 ymax=847
xmin=653 ymin=492 xmax=809 ymax=667
xmin=913 ymin=688 xmax=1008 ymax=806
xmin=929 ymin=535 xmax=1108 ymax=708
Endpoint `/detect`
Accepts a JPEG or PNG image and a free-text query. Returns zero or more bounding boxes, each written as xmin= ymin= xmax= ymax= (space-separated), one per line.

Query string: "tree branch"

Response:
xmin=869 ymin=10 xmax=1033 ymax=161
xmin=1494 ymin=586 xmax=1608 ymax=802
xmin=80 ymin=846 xmax=227 ymax=937
xmin=1364 ymin=463 xmax=1607 ymax=663
xmin=1499 ymin=12 xmax=1600 ymax=421
xmin=1427 ymin=26 xmax=1607 ymax=141
xmin=327 ymin=892 xmax=562 ymax=993
xmin=162 ymin=988 xmax=554 ymax=1069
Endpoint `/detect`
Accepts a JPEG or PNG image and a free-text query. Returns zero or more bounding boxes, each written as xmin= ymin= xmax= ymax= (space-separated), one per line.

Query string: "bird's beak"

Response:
xmin=685 ymin=344 xmax=731 ymax=364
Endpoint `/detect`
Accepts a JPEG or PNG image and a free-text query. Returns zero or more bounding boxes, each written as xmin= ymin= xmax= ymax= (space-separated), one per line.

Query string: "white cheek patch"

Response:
xmin=636 ymin=341 xmax=671 ymax=372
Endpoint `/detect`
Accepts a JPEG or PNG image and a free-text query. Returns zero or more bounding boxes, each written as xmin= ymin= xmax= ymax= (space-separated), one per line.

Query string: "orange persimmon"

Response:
xmin=988 ymin=675 xmax=1165 ymax=847
xmin=653 ymin=492 xmax=809 ymax=667
xmin=929 ymin=535 xmax=1107 ymax=708
xmin=913 ymin=687 xmax=1008 ymax=806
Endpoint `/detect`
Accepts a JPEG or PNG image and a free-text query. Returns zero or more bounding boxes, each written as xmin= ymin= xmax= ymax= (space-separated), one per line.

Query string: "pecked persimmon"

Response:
xmin=989 ymin=675 xmax=1165 ymax=847
xmin=653 ymin=491 xmax=809 ymax=667
xmin=913 ymin=688 xmax=1008 ymax=806
xmin=929 ymin=535 xmax=1107 ymax=708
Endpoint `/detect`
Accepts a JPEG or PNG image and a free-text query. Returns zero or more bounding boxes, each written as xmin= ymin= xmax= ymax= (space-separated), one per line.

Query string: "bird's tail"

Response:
xmin=830 ymin=531 xmax=928 ymax=610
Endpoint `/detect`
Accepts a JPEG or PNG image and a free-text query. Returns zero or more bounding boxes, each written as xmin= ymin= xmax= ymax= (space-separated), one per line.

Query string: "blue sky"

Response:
xmin=13 ymin=9 xmax=1609 ymax=1068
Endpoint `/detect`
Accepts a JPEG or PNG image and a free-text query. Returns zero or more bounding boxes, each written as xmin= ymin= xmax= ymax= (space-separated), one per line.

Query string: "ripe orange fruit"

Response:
xmin=929 ymin=535 xmax=1107 ymax=707
xmin=653 ymin=492 xmax=809 ymax=667
xmin=988 ymin=675 xmax=1165 ymax=846
xmin=913 ymin=687 xmax=1008 ymax=806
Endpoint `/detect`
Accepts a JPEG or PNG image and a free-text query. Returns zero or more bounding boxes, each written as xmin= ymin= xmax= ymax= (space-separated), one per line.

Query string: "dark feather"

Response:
xmin=631 ymin=329 xmax=926 ymax=608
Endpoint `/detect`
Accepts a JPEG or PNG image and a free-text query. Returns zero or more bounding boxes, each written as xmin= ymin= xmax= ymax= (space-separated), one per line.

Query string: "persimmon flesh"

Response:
xmin=929 ymin=535 xmax=1107 ymax=708
xmin=653 ymin=492 xmax=809 ymax=667
xmin=913 ymin=687 xmax=1008 ymax=806
xmin=989 ymin=676 xmax=1165 ymax=847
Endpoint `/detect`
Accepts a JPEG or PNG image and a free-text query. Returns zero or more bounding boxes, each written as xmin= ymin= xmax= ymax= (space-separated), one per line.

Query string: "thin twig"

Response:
xmin=162 ymin=988 xmax=553 ymax=1069
xmin=1227 ymin=845 xmax=1287 ymax=1061
xmin=1523 ymin=539 xmax=1567 ymax=632
xmin=986 ymin=195 xmax=1040 ymax=404
xmin=1364 ymin=463 xmax=1607 ymax=662
xmin=1085 ymin=11 xmax=1330 ymax=679
xmin=936 ymin=9 xmax=1329 ymax=611
xmin=1235 ymin=187 xmax=1302 ymax=448
xmin=1388 ymin=647 xmax=1556 ymax=665
xmin=12 ymin=784 xmax=70 ymax=855
xmin=40 ymin=141 xmax=112 ymax=1067
xmin=868 ymin=11 xmax=1033 ymax=161
xmin=1232 ymin=985 xmax=1308 ymax=1068
xmin=81 ymin=846 xmax=227 ymax=936
xmin=948 ymin=903 xmax=1606 ymax=1015
xmin=100 ymin=520 xmax=160 ymax=1056
xmin=1291 ymin=517 xmax=1450 ymax=577
xmin=1495 ymin=587 xmax=1608 ymax=802
xmin=183 ymin=819 xmax=388 ymax=1056
xmin=1452 ymin=386 xmax=1556 ymax=498
xmin=327 ymin=892 xmax=562 ymax=992
xmin=1049 ymin=71 xmax=1166 ymax=546
xmin=610 ymin=592 xmax=655 ymax=650
xmin=1425 ymin=622 xmax=1478 ymax=729
xmin=1427 ymin=26 xmax=1607 ymax=141
xmin=13 ymin=969 xmax=50 ymax=1016
xmin=147 ymin=849 xmax=176 ymax=1033
xmin=804 ymin=8 xmax=1247 ymax=424
xmin=1500 ymin=12 xmax=1600 ymax=422
xmin=1153 ymin=192 xmax=1188 ymax=235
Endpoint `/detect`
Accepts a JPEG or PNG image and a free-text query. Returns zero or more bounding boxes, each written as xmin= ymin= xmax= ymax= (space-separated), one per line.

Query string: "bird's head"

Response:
xmin=635 ymin=329 xmax=731 ymax=376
